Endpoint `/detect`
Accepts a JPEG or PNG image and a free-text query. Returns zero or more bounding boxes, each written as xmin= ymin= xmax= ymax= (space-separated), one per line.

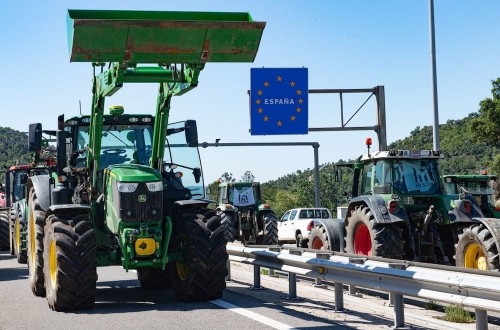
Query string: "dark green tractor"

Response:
xmin=309 ymin=145 xmax=500 ymax=271
xmin=217 ymin=181 xmax=278 ymax=245
xmin=25 ymin=9 xmax=265 ymax=311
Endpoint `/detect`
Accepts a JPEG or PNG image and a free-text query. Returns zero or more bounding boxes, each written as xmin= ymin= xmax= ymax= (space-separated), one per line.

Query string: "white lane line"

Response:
xmin=211 ymin=299 xmax=296 ymax=330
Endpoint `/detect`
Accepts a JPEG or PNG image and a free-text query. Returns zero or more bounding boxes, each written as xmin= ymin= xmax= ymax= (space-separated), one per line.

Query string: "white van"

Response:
xmin=278 ymin=208 xmax=333 ymax=247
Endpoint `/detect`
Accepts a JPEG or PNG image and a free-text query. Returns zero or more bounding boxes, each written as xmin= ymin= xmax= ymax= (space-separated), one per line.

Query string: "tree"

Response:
xmin=241 ymin=170 xmax=255 ymax=182
xmin=469 ymin=78 xmax=500 ymax=146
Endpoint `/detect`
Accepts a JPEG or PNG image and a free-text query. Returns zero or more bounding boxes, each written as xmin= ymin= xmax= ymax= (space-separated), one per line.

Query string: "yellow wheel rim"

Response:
xmin=176 ymin=262 xmax=189 ymax=281
xmin=15 ymin=218 xmax=21 ymax=252
xmin=29 ymin=212 xmax=35 ymax=268
xmin=49 ymin=239 xmax=58 ymax=288
xmin=464 ymin=242 xmax=488 ymax=270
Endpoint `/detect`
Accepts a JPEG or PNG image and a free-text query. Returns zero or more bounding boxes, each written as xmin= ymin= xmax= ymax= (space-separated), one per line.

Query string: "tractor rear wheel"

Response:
xmin=44 ymin=213 xmax=97 ymax=311
xmin=345 ymin=205 xmax=403 ymax=259
xmin=455 ymin=224 xmax=499 ymax=271
xmin=258 ymin=212 xmax=278 ymax=245
xmin=137 ymin=268 xmax=171 ymax=289
xmin=0 ymin=209 xmax=9 ymax=251
xmin=27 ymin=189 xmax=46 ymax=296
xmin=220 ymin=211 xmax=237 ymax=242
xmin=13 ymin=203 xmax=27 ymax=263
xmin=170 ymin=208 xmax=227 ymax=301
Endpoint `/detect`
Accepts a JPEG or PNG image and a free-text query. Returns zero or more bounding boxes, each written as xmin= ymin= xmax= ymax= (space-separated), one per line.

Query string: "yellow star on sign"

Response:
xmin=263 ymin=116 xmax=269 ymax=122
xmin=290 ymin=115 xmax=296 ymax=121
xmin=264 ymin=81 xmax=269 ymax=87
xmin=290 ymin=81 xmax=296 ymax=87
xmin=298 ymin=98 xmax=303 ymax=104
xmin=277 ymin=75 xmax=282 ymax=82
xmin=258 ymin=90 xmax=263 ymax=95
xmin=296 ymin=89 xmax=302 ymax=95
xmin=296 ymin=107 xmax=301 ymax=113
xmin=256 ymin=99 xmax=261 ymax=105
xmin=258 ymin=108 xmax=263 ymax=114
xmin=277 ymin=120 xmax=283 ymax=127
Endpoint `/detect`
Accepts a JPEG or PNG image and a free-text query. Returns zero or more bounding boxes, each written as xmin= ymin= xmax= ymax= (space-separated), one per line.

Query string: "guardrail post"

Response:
xmin=334 ymin=282 xmax=344 ymax=312
xmin=347 ymin=257 xmax=366 ymax=296
xmin=226 ymin=259 xmax=232 ymax=281
xmin=475 ymin=309 xmax=488 ymax=330
xmin=389 ymin=263 xmax=407 ymax=329
xmin=314 ymin=252 xmax=330 ymax=288
xmin=284 ymin=250 xmax=302 ymax=300
xmin=249 ymin=265 xmax=265 ymax=290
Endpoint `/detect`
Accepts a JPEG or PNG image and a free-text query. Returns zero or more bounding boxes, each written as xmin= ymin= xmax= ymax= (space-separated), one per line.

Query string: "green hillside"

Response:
xmin=0 ymin=127 xmax=32 ymax=173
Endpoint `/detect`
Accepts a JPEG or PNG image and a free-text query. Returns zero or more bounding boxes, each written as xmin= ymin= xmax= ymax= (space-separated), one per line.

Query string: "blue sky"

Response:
xmin=1 ymin=1 xmax=499 ymax=183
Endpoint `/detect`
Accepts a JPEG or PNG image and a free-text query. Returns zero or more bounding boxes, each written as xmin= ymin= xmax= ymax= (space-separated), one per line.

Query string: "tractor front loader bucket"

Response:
xmin=67 ymin=9 xmax=266 ymax=64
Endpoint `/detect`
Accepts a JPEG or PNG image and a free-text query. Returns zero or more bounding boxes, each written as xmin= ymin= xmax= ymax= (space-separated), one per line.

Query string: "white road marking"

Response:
xmin=211 ymin=299 xmax=296 ymax=330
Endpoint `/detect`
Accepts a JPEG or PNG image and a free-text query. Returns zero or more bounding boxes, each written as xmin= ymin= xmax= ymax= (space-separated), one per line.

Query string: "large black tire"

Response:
xmin=170 ymin=208 xmax=227 ymax=302
xmin=220 ymin=211 xmax=237 ymax=242
xmin=13 ymin=203 xmax=27 ymax=264
xmin=137 ymin=268 xmax=171 ymax=289
xmin=44 ymin=213 xmax=97 ymax=311
xmin=455 ymin=224 xmax=499 ymax=271
xmin=0 ymin=209 xmax=10 ymax=251
xmin=259 ymin=212 xmax=278 ymax=246
xmin=345 ymin=205 xmax=403 ymax=259
xmin=27 ymin=189 xmax=46 ymax=296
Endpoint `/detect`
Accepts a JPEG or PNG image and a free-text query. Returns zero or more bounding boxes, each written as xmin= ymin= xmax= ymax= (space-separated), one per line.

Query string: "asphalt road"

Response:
xmin=1 ymin=250 xmax=498 ymax=330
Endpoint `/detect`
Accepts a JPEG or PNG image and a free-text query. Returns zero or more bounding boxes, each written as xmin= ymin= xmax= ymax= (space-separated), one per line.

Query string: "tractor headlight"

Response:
xmin=117 ymin=182 xmax=138 ymax=193
xmin=146 ymin=181 xmax=163 ymax=192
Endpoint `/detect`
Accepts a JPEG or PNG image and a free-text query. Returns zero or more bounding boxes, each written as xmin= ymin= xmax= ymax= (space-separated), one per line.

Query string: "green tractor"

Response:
xmin=0 ymin=128 xmax=56 ymax=257
xmin=442 ymin=174 xmax=500 ymax=218
xmin=217 ymin=181 xmax=278 ymax=245
xmin=309 ymin=141 xmax=500 ymax=271
xmin=25 ymin=9 xmax=265 ymax=311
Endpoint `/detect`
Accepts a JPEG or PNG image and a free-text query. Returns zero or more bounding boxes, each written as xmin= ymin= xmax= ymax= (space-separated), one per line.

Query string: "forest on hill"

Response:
xmin=2 ymin=79 xmax=500 ymax=218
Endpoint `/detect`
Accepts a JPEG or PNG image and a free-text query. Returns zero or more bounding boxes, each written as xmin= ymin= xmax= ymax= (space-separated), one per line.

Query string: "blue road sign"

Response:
xmin=250 ymin=68 xmax=308 ymax=135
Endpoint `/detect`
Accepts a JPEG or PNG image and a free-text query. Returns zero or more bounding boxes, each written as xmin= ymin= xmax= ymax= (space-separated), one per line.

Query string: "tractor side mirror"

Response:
xmin=192 ymin=167 xmax=201 ymax=183
xmin=28 ymin=123 xmax=43 ymax=152
xmin=185 ymin=120 xmax=198 ymax=147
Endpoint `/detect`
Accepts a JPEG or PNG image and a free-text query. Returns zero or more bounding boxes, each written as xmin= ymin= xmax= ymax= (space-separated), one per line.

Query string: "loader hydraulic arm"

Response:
xmin=88 ymin=62 xmax=205 ymax=188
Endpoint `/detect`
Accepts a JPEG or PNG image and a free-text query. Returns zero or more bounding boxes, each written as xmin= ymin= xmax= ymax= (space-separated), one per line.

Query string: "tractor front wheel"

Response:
xmin=170 ymin=208 xmax=227 ymax=301
xmin=27 ymin=189 xmax=46 ymax=296
xmin=308 ymin=224 xmax=330 ymax=250
xmin=455 ymin=224 xmax=499 ymax=271
xmin=13 ymin=203 xmax=27 ymax=263
xmin=345 ymin=205 xmax=403 ymax=259
xmin=44 ymin=213 xmax=97 ymax=311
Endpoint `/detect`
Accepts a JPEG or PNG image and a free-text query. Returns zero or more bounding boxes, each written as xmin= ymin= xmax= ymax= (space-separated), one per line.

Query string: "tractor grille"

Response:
xmin=116 ymin=183 xmax=162 ymax=223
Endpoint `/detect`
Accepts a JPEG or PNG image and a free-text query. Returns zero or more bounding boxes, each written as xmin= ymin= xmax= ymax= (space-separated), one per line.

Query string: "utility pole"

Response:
xmin=429 ymin=0 xmax=440 ymax=150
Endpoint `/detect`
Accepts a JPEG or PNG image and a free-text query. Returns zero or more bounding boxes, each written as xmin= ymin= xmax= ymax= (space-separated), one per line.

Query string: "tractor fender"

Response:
xmin=345 ymin=195 xmax=408 ymax=227
xmin=46 ymin=204 xmax=91 ymax=219
xmin=27 ymin=175 xmax=52 ymax=212
xmin=314 ymin=218 xmax=344 ymax=252
xmin=217 ymin=203 xmax=238 ymax=212
xmin=471 ymin=217 xmax=500 ymax=256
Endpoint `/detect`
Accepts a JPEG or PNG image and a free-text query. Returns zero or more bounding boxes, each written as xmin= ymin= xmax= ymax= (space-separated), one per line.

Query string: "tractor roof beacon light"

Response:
xmin=365 ymin=137 xmax=372 ymax=156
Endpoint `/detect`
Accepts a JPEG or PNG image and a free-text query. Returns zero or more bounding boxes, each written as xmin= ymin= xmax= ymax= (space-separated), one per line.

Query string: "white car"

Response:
xmin=278 ymin=208 xmax=333 ymax=247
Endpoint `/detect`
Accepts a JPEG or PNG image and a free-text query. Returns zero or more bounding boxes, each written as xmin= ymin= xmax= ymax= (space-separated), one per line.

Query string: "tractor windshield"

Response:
xmin=164 ymin=121 xmax=204 ymax=199
xmin=76 ymin=124 xmax=153 ymax=169
xmin=393 ymin=159 xmax=440 ymax=194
